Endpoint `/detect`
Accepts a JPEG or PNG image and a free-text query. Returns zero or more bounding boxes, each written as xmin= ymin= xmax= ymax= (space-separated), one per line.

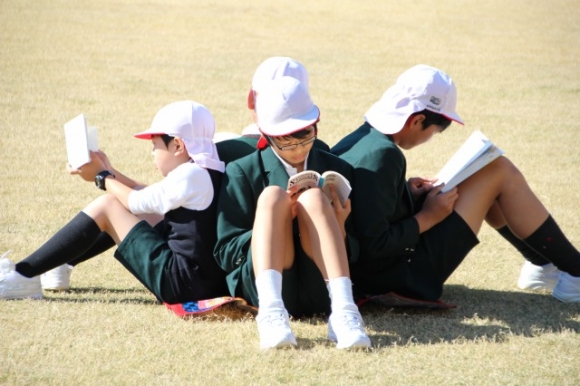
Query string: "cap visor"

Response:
xmin=134 ymin=130 xmax=165 ymax=139
xmin=442 ymin=113 xmax=464 ymax=125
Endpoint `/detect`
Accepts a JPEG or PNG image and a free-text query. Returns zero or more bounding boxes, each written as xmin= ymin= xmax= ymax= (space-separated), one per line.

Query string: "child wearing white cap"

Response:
xmin=214 ymin=76 xmax=371 ymax=349
xmin=215 ymin=56 xmax=330 ymax=165
xmin=0 ymin=101 xmax=229 ymax=303
xmin=332 ymin=64 xmax=580 ymax=303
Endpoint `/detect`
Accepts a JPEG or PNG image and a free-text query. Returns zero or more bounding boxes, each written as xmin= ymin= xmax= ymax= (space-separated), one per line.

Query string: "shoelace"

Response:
xmin=263 ymin=312 xmax=288 ymax=327
xmin=339 ymin=314 xmax=364 ymax=331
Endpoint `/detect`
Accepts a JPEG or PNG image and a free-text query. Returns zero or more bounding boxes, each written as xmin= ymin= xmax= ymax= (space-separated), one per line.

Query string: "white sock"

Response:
xmin=327 ymin=277 xmax=358 ymax=313
xmin=255 ymin=269 xmax=284 ymax=310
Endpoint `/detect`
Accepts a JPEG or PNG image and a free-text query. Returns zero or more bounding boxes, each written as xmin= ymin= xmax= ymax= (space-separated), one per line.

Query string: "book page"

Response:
xmin=440 ymin=145 xmax=504 ymax=193
xmin=321 ymin=171 xmax=352 ymax=205
xmin=435 ymin=131 xmax=492 ymax=188
xmin=64 ymin=114 xmax=91 ymax=169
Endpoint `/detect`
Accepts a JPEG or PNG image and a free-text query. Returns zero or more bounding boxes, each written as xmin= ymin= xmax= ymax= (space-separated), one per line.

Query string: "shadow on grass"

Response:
xmin=43 ymin=287 xmax=160 ymax=306
xmin=357 ymin=284 xmax=580 ymax=346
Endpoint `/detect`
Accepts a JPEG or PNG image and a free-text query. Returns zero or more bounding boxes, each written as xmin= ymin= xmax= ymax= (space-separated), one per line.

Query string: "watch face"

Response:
xmin=95 ymin=171 xmax=112 ymax=191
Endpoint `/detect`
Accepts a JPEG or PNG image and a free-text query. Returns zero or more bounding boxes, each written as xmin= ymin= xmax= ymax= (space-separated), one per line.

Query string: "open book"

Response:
xmin=435 ymin=130 xmax=504 ymax=193
xmin=64 ymin=114 xmax=98 ymax=169
xmin=287 ymin=170 xmax=352 ymax=205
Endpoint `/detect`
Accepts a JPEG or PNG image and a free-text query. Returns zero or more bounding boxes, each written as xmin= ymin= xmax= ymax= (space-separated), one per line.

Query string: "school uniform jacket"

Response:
xmin=331 ymin=122 xmax=421 ymax=266
xmin=214 ymin=146 xmax=359 ymax=299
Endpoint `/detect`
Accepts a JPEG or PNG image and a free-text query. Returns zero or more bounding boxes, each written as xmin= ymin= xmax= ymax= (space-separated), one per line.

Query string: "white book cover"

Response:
xmin=64 ymin=114 xmax=98 ymax=169
xmin=435 ymin=130 xmax=504 ymax=193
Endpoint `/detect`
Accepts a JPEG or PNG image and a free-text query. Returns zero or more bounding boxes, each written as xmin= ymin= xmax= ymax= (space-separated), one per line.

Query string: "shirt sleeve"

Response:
xmin=128 ymin=162 xmax=214 ymax=215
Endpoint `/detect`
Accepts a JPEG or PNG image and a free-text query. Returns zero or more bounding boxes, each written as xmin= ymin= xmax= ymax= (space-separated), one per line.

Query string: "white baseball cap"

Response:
xmin=251 ymin=56 xmax=309 ymax=93
xmin=364 ymin=64 xmax=464 ymax=135
xmin=255 ymin=76 xmax=320 ymax=137
xmin=134 ymin=100 xmax=225 ymax=172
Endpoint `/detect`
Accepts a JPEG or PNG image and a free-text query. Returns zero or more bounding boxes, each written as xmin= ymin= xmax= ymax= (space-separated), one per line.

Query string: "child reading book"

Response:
xmin=0 ymin=101 xmax=229 ymax=304
xmin=332 ymin=64 xmax=580 ymax=303
xmin=214 ymin=76 xmax=371 ymax=349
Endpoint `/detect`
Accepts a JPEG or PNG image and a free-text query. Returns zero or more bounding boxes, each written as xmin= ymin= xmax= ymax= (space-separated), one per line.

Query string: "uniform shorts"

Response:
xmin=114 ymin=221 xmax=175 ymax=302
xmin=351 ymin=211 xmax=479 ymax=301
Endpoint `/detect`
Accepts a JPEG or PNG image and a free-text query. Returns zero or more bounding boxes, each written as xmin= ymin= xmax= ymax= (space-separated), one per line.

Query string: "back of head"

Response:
xmin=255 ymin=76 xmax=320 ymax=137
xmin=251 ymin=56 xmax=309 ymax=93
xmin=364 ymin=64 xmax=463 ymax=135
xmin=134 ymin=101 xmax=225 ymax=172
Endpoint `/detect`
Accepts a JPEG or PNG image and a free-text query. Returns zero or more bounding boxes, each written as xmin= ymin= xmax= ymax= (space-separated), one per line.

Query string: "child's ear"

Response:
xmin=173 ymin=137 xmax=187 ymax=156
xmin=409 ymin=114 xmax=425 ymax=130
xmin=247 ymin=88 xmax=256 ymax=110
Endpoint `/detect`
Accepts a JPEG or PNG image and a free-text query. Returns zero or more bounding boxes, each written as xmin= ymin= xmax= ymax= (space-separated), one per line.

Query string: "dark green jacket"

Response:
xmin=332 ymin=122 xmax=421 ymax=266
xmin=214 ymin=146 xmax=358 ymax=299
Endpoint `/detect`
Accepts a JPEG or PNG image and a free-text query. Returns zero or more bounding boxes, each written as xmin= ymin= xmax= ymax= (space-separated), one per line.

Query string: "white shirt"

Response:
xmin=128 ymin=162 xmax=214 ymax=215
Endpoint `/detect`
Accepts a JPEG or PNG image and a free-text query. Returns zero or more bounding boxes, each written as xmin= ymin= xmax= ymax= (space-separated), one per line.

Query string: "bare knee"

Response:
xmin=296 ymin=188 xmax=328 ymax=214
xmin=490 ymin=157 xmax=527 ymax=189
xmin=257 ymin=186 xmax=292 ymax=211
xmin=83 ymin=194 xmax=125 ymax=221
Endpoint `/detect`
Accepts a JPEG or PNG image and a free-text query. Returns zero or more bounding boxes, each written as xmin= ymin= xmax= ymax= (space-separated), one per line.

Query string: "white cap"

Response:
xmin=251 ymin=57 xmax=309 ymax=93
xmin=134 ymin=101 xmax=225 ymax=172
xmin=255 ymin=76 xmax=320 ymax=137
xmin=364 ymin=64 xmax=463 ymax=135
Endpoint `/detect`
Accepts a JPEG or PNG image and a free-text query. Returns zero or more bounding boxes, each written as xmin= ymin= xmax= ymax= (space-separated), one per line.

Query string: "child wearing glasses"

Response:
xmin=215 ymin=56 xmax=330 ymax=166
xmin=214 ymin=76 xmax=371 ymax=350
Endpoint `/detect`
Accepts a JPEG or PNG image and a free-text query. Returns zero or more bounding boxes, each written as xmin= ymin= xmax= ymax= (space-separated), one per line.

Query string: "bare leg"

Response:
xmin=455 ymin=156 xmax=580 ymax=280
xmin=295 ymin=188 xmax=350 ymax=280
xmin=251 ymin=186 xmax=297 ymax=349
xmin=16 ymin=193 xmax=143 ymax=278
xmin=251 ymin=186 xmax=295 ymax=274
xmin=455 ymin=157 xmax=549 ymax=238
xmin=83 ymin=194 xmax=143 ymax=244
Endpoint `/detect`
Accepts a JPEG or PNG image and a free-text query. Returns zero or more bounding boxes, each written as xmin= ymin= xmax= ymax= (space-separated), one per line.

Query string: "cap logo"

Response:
xmin=429 ymin=96 xmax=441 ymax=105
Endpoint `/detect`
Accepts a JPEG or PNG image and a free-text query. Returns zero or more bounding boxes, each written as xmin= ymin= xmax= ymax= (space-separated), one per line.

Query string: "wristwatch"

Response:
xmin=95 ymin=170 xmax=115 ymax=191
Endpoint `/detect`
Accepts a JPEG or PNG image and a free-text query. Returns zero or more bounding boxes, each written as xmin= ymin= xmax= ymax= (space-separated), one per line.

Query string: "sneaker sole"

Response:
xmin=42 ymin=286 xmax=70 ymax=291
xmin=1 ymin=292 xmax=43 ymax=300
xmin=552 ymin=291 xmax=580 ymax=303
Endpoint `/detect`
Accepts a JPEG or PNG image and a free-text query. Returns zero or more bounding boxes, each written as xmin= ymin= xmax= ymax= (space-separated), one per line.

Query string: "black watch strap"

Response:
xmin=95 ymin=170 xmax=115 ymax=191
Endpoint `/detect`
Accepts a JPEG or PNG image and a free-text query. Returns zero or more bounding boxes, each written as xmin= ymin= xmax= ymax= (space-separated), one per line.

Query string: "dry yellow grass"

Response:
xmin=1 ymin=0 xmax=580 ymax=384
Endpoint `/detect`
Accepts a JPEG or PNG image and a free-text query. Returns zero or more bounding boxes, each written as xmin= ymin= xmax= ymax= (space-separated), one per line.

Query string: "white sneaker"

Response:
xmin=41 ymin=264 xmax=73 ymax=291
xmin=0 ymin=251 xmax=43 ymax=300
xmin=328 ymin=309 xmax=371 ymax=349
xmin=552 ymin=272 xmax=580 ymax=303
xmin=256 ymin=307 xmax=297 ymax=349
xmin=517 ymin=261 xmax=561 ymax=291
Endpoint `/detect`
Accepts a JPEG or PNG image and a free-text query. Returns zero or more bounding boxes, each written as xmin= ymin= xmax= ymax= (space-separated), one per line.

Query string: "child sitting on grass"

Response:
xmin=332 ymin=64 xmax=580 ymax=303
xmin=214 ymin=76 xmax=371 ymax=349
xmin=0 ymin=101 xmax=229 ymax=304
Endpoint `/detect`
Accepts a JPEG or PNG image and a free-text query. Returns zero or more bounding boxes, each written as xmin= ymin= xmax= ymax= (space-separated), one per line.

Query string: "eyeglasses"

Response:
xmin=269 ymin=135 xmax=317 ymax=151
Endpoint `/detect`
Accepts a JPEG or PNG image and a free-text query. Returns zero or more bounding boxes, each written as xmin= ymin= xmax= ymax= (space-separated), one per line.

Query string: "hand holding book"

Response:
xmin=287 ymin=170 xmax=352 ymax=205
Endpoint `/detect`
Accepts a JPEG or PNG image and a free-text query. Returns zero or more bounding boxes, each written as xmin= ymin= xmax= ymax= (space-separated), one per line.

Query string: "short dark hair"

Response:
xmin=411 ymin=109 xmax=452 ymax=131
xmin=157 ymin=134 xmax=174 ymax=147
xmin=269 ymin=123 xmax=317 ymax=141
